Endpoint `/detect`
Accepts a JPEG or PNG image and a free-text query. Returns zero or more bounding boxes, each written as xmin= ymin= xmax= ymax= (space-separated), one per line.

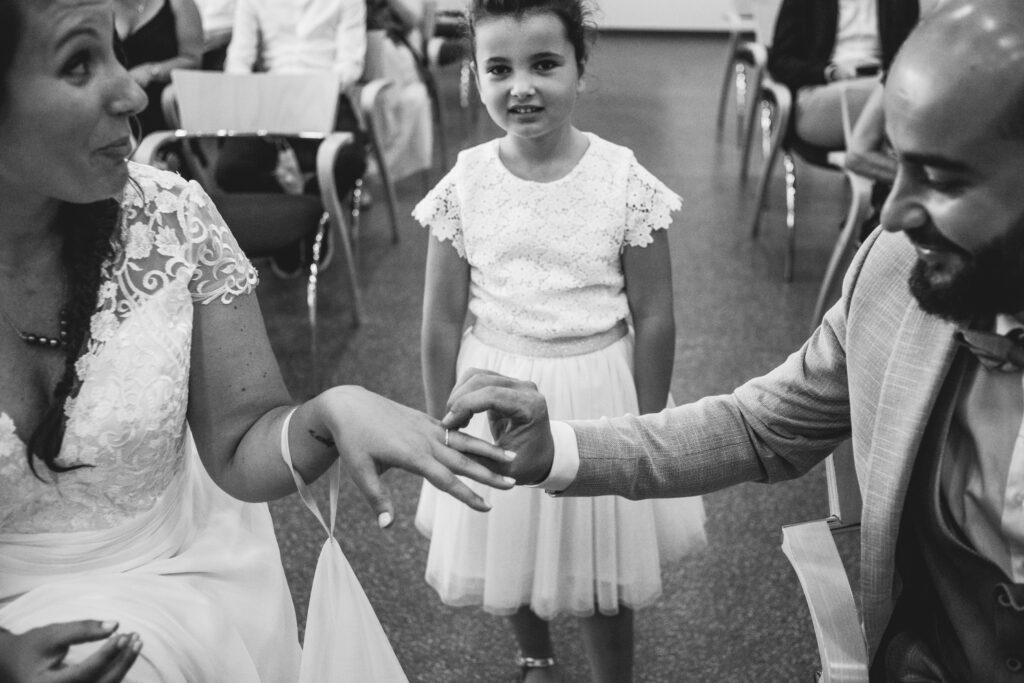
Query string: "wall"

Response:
xmin=596 ymin=0 xmax=733 ymax=32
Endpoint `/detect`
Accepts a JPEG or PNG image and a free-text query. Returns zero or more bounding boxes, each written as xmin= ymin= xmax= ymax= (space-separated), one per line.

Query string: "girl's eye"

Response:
xmin=535 ymin=60 xmax=558 ymax=72
xmin=486 ymin=64 xmax=510 ymax=76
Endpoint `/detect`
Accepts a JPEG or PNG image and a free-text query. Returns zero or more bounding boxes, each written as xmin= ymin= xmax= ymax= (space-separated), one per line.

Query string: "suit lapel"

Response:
xmin=860 ymin=303 xmax=959 ymax=654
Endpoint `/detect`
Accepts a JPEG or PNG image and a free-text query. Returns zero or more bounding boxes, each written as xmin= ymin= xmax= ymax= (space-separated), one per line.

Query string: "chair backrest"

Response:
xmin=170 ymin=70 xmax=340 ymax=136
xmin=750 ymin=0 xmax=785 ymax=46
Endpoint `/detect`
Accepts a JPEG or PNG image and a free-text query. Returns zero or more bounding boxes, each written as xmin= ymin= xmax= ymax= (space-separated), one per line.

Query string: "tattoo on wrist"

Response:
xmin=308 ymin=429 xmax=336 ymax=448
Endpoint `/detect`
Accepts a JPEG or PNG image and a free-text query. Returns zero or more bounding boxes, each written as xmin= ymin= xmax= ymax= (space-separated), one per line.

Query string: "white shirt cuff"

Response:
xmin=526 ymin=420 xmax=579 ymax=493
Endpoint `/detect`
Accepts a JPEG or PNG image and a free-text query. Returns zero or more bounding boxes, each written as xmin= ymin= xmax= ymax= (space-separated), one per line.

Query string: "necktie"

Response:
xmin=954 ymin=328 xmax=1024 ymax=372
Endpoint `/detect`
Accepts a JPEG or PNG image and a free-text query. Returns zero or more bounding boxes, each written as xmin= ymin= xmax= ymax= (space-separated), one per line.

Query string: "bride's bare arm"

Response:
xmin=185 ymin=291 xmax=514 ymax=519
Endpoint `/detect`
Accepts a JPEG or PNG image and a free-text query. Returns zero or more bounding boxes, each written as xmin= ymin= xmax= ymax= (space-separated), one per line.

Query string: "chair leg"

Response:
xmin=365 ymin=120 xmax=401 ymax=244
xmin=306 ymin=215 xmax=327 ymax=391
xmin=783 ymin=152 xmax=797 ymax=282
xmin=734 ymin=64 xmax=749 ymax=145
xmin=350 ymin=177 xmax=363 ymax=263
xmin=715 ymin=32 xmax=741 ymax=138
xmin=810 ymin=174 xmax=873 ymax=330
xmin=749 ymin=102 xmax=782 ymax=239
xmin=739 ymin=69 xmax=764 ymax=182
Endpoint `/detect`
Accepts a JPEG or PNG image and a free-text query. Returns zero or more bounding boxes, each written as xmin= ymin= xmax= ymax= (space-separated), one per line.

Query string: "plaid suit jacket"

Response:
xmin=563 ymin=228 xmax=960 ymax=656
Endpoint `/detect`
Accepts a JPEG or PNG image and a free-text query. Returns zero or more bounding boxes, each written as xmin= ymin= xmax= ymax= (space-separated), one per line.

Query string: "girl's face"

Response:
xmin=0 ymin=0 xmax=146 ymax=208
xmin=474 ymin=12 xmax=582 ymax=145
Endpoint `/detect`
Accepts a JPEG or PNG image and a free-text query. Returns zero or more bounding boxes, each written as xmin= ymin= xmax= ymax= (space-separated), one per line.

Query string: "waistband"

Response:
xmin=471 ymin=320 xmax=628 ymax=358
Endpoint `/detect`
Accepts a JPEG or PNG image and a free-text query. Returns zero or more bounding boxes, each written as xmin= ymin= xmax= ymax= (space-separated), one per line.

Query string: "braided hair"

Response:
xmin=1 ymin=0 xmax=122 ymax=477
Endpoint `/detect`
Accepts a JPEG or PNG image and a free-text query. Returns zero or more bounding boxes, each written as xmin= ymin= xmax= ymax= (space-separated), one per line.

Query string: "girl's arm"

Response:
xmin=185 ymin=288 xmax=509 ymax=521
xmin=622 ymin=228 xmax=676 ymax=415
xmin=129 ymin=0 xmax=203 ymax=85
xmin=421 ymin=234 xmax=471 ymax=419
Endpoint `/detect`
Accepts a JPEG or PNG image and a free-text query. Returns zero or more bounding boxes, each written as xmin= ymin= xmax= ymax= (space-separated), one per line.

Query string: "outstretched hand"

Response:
xmin=313 ymin=386 xmax=517 ymax=525
xmin=0 ymin=621 xmax=141 ymax=683
xmin=442 ymin=368 xmax=556 ymax=486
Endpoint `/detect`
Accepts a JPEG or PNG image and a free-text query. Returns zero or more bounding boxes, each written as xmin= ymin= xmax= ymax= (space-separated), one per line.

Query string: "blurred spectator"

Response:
xmin=115 ymin=0 xmax=203 ymax=136
xmin=193 ymin=0 xmax=236 ymax=69
xmin=218 ymin=0 xmax=368 ymax=277
xmin=768 ymin=0 xmax=918 ymax=149
xmin=366 ymin=0 xmax=434 ymax=180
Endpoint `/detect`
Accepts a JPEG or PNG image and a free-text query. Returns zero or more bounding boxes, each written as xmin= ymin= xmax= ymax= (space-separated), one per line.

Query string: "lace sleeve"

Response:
xmin=179 ymin=181 xmax=259 ymax=304
xmin=623 ymin=159 xmax=683 ymax=249
xmin=412 ymin=168 xmax=465 ymax=258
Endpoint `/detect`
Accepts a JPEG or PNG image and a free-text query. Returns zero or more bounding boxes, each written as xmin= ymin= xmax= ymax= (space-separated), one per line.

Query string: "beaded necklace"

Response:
xmin=0 ymin=306 xmax=69 ymax=349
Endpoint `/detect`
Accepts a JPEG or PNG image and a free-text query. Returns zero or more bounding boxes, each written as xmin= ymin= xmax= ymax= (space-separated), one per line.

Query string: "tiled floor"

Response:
xmin=259 ymin=32 xmax=861 ymax=682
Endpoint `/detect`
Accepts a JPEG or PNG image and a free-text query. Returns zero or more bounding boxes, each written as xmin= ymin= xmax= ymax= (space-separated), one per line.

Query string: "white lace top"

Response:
xmin=0 ymin=163 xmax=257 ymax=534
xmin=414 ymin=132 xmax=681 ymax=342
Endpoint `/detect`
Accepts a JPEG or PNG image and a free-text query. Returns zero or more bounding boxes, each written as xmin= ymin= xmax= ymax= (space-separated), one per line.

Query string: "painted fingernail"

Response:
xmin=131 ymin=635 xmax=143 ymax=653
xmin=377 ymin=511 xmax=393 ymax=529
xmin=116 ymin=635 xmax=128 ymax=647
xmin=501 ymin=475 xmax=516 ymax=487
xmin=503 ymin=450 xmax=517 ymax=461
xmin=442 ymin=411 xmax=455 ymax=424
xmin=101 ymin=620 xmax=118 ymax=631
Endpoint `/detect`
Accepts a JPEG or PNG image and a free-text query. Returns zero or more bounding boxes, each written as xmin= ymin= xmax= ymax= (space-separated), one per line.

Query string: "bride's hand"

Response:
xmin=309 ymin=386 xmax=516 ymax=526
xmin=0 ymin=621 xmax=141 ymax=683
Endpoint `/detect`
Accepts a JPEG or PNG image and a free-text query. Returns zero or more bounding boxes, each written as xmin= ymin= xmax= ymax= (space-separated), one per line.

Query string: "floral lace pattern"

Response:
xmin=0 ymin=163 xmax=257 ymax=534
xmin=413 ymin=132 xmax=682 ymax=342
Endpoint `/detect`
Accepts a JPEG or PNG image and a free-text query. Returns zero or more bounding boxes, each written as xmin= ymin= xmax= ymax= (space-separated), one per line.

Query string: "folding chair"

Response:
xmin=781 ymin=440 xmax=869 ymax=683
xmin=134 ymin=71 xmax=379 ymax=390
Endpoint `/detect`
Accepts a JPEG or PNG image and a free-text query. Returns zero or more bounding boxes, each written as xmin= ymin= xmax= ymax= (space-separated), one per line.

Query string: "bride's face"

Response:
xmin=0 ymin=0 xmax=146 ymax=207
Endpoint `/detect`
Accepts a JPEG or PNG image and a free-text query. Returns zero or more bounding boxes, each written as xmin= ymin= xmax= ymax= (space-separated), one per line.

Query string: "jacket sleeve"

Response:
xmin=560 ymin=231 xmax=890 ymax=501
xmin=767 ymin=0 xmax=831 ymax=92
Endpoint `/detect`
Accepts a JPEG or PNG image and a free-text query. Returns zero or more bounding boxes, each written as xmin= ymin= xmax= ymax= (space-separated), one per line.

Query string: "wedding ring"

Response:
xmin=444 ymin=428 xmax=450 ymax=448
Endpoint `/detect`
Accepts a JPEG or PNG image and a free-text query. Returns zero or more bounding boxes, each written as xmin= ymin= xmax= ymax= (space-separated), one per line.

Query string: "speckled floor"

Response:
xmin=257 ymin=32 xmax=861 ymax=683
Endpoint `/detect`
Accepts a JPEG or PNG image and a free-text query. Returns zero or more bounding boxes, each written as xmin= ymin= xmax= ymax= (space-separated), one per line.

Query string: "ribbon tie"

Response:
xmin=954 ymin=327 xmax=1024 ymax=372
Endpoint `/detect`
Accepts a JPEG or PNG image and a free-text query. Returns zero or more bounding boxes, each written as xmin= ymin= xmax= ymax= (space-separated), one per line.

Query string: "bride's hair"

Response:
xmin=1 ymin=0 xmax=121 ymax=477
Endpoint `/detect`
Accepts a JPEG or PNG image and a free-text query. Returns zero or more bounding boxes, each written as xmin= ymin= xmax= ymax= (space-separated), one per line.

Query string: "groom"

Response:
xmin=444 ymin=1 xmax=1024 ymax=680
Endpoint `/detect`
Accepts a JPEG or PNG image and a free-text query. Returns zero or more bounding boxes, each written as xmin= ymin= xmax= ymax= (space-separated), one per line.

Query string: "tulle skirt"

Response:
xmin=415 ymin=327 xmax=706 ymax=620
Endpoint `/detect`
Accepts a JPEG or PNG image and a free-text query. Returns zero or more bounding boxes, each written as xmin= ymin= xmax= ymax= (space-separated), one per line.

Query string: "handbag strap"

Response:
xmin=279 ymin=407 xmax=341 ymax=538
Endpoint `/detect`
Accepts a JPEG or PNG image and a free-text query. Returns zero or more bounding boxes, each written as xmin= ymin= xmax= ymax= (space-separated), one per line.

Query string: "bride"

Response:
xmin=0 ymin=0 xmax=512 ymax=680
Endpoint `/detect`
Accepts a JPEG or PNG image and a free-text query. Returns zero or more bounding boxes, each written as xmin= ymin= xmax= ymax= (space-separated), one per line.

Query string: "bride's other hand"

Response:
xmin=0 ymin=621 xmax=141 ymax=683
xmin=306 ymin=386 xmax=517 ymax=525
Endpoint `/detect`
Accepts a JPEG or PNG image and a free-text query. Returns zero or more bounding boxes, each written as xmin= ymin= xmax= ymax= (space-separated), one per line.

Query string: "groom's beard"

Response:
xmin=906 ymin=213 xmax=1024 ymax=323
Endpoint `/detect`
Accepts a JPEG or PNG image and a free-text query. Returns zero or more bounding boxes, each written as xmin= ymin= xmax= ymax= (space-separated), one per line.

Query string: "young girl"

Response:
xmin=414 ymin=1 xmax=706 ymax=680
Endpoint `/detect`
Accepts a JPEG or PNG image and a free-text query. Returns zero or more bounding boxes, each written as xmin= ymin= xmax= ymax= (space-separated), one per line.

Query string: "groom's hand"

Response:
xmin=442 ymin=369 xmax=555 ymax=486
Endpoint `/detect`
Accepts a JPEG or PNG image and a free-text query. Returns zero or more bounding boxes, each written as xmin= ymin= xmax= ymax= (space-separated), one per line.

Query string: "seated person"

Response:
xmin=115 ymin=0 xmax=203 ymax=136
xmin=366 ymin=0 xmax=434 ymax=181
xmin=192 ymin=0 xmax=236 ymax=70
xmin=217 ymin=0 xmax=368 ymax=276
xmin=768 ymin=0 xmax=918 ymax=149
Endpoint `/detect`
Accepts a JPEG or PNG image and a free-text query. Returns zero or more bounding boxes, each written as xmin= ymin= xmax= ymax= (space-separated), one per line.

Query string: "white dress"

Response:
xmin=0 ymin=163 xmax=301 ymax=681
xmin=414 ymin=133 xmax=707 ymax=619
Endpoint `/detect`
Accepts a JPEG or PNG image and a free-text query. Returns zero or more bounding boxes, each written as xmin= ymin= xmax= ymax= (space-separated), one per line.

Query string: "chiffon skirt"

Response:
xmin=415 ymin=328 xmax=707 ymax=619
xmin=0 ymin=439 xmax=301 ymax=682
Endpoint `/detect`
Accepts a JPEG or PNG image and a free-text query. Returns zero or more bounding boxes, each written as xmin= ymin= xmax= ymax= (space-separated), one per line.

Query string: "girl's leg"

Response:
xmin=579 ymin=607 xmax=634 ymax=683
xmin=509 ymin=606 xmax=562 ymax=682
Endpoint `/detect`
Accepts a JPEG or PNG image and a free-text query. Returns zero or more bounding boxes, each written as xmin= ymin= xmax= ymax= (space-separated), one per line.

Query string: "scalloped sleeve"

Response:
xmin=179 ymin=181 xmax=259 ymax=304
xmin=412 ymin=168 xmax=466 ymax=258
xmin=623 ymin=159 xmax=683 ymax=249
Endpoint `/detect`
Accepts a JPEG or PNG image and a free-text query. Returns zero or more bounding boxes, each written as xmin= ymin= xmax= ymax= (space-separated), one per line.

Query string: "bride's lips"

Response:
xmin=96 ymin=137 xmax=133 ymax=159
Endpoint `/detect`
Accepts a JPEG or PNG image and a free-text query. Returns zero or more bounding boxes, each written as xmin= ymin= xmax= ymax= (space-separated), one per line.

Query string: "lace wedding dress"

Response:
xmin=0 ymin=163 xmax=301 ymax=681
